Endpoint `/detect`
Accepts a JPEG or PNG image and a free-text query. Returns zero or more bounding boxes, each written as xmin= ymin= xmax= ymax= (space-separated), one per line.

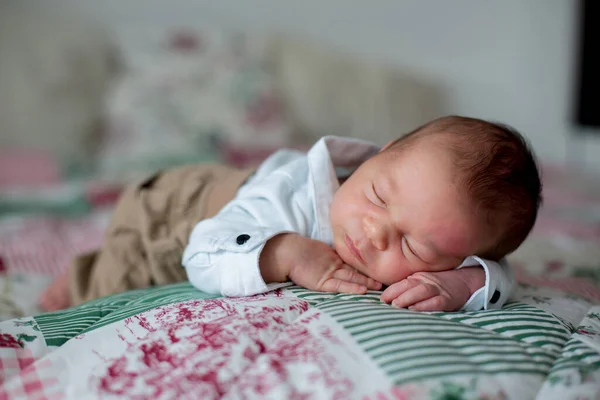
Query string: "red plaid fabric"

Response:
xmin=0 ymin=357 xmax=61 ymax=400
xmin=0 ymin=150 xmax=61 ymax=188
xmin=0 ymin=215 xmax=107 ymax=277
xmin=0 ymin=348 xmax=36 ymax=382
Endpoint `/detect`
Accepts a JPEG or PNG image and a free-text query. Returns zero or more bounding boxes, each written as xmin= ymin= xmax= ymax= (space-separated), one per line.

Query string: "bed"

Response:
xmin=2 ymin=18 xmax=600 ymax=399
xmin=1 ymin=162 xmax=600 ymax=399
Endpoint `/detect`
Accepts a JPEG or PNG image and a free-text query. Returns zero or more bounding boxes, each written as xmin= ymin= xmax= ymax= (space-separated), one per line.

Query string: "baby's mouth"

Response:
xmin=344 ymin=234 xmax=366 ymax=264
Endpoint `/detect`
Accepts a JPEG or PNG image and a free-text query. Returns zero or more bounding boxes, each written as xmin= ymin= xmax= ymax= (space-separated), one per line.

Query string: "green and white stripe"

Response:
xmin=547 ymin=337 xmax=600 ymax=377
xmin=286 ymin=286 xmax=570 ymax=385
xmin=437 ymin=302 xmax=572 ymax=352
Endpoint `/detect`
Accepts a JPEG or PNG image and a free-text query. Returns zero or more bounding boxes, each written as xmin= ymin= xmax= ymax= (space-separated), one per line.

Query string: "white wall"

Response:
xmin=63 ymin=0 xmax=600 ymax=171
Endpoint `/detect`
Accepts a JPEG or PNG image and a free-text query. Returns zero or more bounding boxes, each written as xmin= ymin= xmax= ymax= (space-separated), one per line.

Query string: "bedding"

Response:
xmin=0 ymin=182 xmax=114 ymax=320
xmin=0 ymin=282 xmax=600 ymax=398
xmin=96 ymin=29 xmax=294 ymax=184
xmin=6 ymin=17 xmax=599 ymax=398
xmin=1 ymin=163 xmax=599 ymax=398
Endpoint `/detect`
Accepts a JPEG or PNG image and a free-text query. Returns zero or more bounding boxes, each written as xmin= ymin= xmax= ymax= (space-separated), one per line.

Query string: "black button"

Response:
xmin=236 ymin=234 xmax=251 ymax=245
xmin=490 ymin=290 xmax=501 ymax=304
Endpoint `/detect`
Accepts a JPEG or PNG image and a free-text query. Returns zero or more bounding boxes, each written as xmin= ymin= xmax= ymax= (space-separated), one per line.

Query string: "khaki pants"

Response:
xmin=70 ymin=164 xmax=255 ymax=305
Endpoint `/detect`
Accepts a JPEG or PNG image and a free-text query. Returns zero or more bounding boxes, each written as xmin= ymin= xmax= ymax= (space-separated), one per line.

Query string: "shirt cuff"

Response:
xmin=217 ymin=248 xmax=282 ymax=296
xmin=183 ymin=229 xmax=293 ymax=297
xmin=457 ymin=256 xmax=515 ymax=311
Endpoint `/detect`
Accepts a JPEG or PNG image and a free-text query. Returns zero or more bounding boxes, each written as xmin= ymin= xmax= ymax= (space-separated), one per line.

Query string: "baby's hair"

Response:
xmin=389 ymin=115 xmax=543 ymax=260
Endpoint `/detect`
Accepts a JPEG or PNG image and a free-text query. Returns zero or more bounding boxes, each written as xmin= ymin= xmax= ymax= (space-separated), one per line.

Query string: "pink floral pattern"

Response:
xmin=85 ymin=295 xmax=379 ymax=399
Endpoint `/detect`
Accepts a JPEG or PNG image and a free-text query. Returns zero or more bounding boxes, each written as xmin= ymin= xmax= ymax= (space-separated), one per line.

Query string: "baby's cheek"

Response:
xmin=333 ymin=240 xmax=359 ymax=268
xmin=371 ymin=257 xmax=412 ymax=286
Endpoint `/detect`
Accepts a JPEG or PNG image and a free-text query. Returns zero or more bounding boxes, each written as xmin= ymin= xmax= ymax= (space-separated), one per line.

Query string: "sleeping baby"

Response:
xmin=40 ymin=115 xmax=542 ymax=312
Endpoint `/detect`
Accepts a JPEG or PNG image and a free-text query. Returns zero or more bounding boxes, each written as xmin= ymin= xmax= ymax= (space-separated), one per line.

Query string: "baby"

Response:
xmin=39 ymin=116 xmax=542 ymax=312
xmin=182 ymin=115 xmax=542 ymax=311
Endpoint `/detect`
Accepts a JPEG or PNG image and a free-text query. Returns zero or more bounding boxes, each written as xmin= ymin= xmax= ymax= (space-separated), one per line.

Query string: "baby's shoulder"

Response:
xmin=238 ymin=150 xmax=308 ymax=197
xmin=258 ymin=149 xmax=305 ymax=171
xmin=254 ymin=149 xmax=308 ymax=181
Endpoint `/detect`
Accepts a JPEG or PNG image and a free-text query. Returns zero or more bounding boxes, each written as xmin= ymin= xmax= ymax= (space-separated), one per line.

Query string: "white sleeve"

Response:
xmin=182 ymin=165 xmax=310 ymax=297
xmin=456 ymin=256 xmax=516 ymax=311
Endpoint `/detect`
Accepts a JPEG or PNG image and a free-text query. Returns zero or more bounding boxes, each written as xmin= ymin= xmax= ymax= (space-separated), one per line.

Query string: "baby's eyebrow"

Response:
xmin=377 ymin=177 xmax=395 ymax=198
xmin=407 ymin=236 xmax=437 ymax=261
xmin=425 ymin=237 xmax=467 ymax=261
xmin=421 ymin=234 xmax=455 ymax=258
xmin=425 ymin=239 xmax=442 ymax=255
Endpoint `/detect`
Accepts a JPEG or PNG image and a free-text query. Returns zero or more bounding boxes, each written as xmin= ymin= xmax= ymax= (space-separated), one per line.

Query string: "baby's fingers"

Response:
xmin=320 ymin=278 xmax=367 ymax=294
xmin=381 ymin=279 xmax=416 ymax=303
xmin=407 ymin=295 xmax=452 ymax=312
xmin=389 ymin=283 xmax=439 ymax=309
xmin=334 ymin=268 xmax=382 ymax=291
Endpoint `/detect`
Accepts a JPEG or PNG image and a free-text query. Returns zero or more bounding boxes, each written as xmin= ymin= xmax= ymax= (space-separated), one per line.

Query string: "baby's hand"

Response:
xmin=260 ymin=233 xmax=382 ymax=294
xmin=380 ymin=267 xmax=485 ymax=312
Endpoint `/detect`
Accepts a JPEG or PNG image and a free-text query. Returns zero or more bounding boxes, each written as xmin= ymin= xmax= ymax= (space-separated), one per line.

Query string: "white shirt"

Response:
xmin=183 ymin=136 xmax=516 ymax=311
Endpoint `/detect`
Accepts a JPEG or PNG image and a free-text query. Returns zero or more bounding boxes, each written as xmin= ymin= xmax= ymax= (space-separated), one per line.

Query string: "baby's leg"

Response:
xmin=36 ymin=175 xmax=144 ymax=312
xmin=38 ymin=164 xmax=252 ymax=312
xmin=38 ymin=250 xmax=101 ymax=311
xmin=38 ymin=269 xmax=71 ymax=311
xmin=38 ymin=170 xmax=172 ymax=312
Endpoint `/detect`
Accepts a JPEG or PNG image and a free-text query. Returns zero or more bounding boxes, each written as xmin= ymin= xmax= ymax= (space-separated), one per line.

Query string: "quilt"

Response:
xmin=1 ymin=282 xmax=599 ymax=399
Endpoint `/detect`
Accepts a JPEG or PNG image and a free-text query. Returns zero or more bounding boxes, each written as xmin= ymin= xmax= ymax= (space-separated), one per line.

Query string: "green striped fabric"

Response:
xmin=437 ymin=302 xmax=572 ymax=351
xmin=34 ymin=282 xmax=220 ymax=347
xmin=547 ymin=336 xmax=600 ymax=380
xmin=286 ymin=286 xmax=577 ymax=386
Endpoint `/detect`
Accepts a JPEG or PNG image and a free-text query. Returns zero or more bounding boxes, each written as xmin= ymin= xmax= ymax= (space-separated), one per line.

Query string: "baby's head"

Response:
xmin=330 ymin=115 xmax=542 ymax=285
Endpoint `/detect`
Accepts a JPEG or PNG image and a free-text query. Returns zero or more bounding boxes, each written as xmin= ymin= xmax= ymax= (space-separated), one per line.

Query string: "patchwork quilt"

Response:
xmin=1 ymin=282 xmax=599 ymax=399
xmin=1 ymin=163 xmax=600 ymax=398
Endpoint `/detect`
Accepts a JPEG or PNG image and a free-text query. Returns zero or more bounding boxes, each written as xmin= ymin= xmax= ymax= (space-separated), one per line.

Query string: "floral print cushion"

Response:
xmin=96 ymin=30 xmax=294 ymax=183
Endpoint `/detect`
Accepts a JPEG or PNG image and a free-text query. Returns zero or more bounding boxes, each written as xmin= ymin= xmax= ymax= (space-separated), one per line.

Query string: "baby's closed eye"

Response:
xmin=402 ymin=236 xmax=430 ymax=264
xmin=369 ymin=183 xmax=386 ymax=207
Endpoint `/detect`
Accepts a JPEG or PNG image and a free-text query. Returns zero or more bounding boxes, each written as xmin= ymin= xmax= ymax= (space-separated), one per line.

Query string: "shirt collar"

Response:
xmin=306 ymin=136 xmax=381 ymax=244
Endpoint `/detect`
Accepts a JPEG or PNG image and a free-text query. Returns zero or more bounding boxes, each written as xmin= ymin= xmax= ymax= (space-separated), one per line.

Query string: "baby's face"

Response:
xmin=329 ymin=138 xmax=497 ymax=286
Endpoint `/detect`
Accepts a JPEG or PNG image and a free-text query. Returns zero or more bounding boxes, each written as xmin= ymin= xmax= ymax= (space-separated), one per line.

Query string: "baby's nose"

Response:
xmin=363 ymin=216 xmax=388 ymax=251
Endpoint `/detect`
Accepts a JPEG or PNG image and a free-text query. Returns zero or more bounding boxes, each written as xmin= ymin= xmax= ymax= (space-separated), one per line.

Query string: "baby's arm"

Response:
xmin=184 ymin=210 xmax=381 ymax=297
xmin=260 ymin=233 xmax=382 ymax=294
xmin=183 ymin=169 xmax=381 ymax=297
xmin=380 ymin=267 xmax=485 ymax=312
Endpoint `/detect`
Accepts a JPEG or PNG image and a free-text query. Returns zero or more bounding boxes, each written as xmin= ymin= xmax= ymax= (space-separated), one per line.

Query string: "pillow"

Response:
xmin=264 ymin=35 xmax=445 ymax=145
xmin=96 ymin=30 xmax=294 ymax=183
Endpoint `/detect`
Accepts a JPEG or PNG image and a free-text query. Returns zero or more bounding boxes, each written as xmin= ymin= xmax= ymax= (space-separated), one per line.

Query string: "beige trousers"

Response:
xmin=69 ymin=164 xmax=255 ymax=305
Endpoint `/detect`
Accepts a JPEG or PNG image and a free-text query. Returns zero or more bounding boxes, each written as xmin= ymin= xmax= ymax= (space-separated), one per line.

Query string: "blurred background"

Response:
xmin=1 ymin=0 xmax=600 ymax=317
xmin=1 ymin=0 xmax=599 ymax=182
